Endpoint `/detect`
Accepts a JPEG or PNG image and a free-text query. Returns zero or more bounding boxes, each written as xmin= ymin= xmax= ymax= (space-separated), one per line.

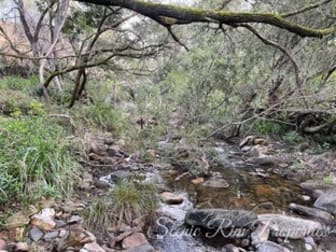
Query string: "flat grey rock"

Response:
xmin=185 ymin=209 xmax=257 ymax=229
xmin=30 ymin=227 xmax=43 ymax=241
xmin=314 ymin=189 xmax=336 ymax=215
xmin=258 ymin=214 xmax=322 ymax=239
xmin=289 ymin=203 xmax=334 ymax=222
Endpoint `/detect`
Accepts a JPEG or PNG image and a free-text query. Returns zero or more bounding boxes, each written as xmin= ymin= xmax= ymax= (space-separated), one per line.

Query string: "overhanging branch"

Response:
xmin=75 ymin=0 xmax=335 ymax=38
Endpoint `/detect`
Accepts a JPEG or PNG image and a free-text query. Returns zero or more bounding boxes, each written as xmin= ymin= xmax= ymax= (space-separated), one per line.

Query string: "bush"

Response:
xmin=0 ymin=90 xmax=44 ymax=117
xmin=282 ymin=131 xmax=304 ymax=143
xmin=252 ymin=119 xmax=284 ymax=135
xmin=0 ymin=117 xmax=78 ymax=204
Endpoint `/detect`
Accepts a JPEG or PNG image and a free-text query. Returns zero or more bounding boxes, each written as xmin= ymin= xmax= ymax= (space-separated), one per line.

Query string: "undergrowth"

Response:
xmin=0 ymin=116 xmax=78 ymax=205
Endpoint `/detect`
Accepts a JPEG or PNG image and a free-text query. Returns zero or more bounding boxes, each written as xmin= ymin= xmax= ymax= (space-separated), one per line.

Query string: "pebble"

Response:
xmin=0 ymin=239 xmax=6 ymax=250
xmin=68 ymin=215 xmax=82 ymax=224
xmin=43 ymin=231 xmax=59 ymax=240
xmin=160 ymin=192 xmax=183 ymax=204
xmin=29 ymin=227 xmax=44 ymax=241
xmin=15 ymin=242 xmax=29 ymax=251
xmin=81 ymin=242 xmax=105 ymax=252
xmin=122 ymin=232 xmax=148 ymax=250
xmin=191 ymin=177 xmax=204 ymax=185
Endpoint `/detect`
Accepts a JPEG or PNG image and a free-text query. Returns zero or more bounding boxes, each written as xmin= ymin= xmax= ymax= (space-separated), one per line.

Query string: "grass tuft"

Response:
xmin=82 ymin=179 xmax=158 ymax=233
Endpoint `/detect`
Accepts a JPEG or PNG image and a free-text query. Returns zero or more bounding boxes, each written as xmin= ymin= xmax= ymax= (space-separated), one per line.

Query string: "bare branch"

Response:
xmin=167 ymin=26 xmax=189 ymax=51
xmin=282 ymin=0 xmax=334 ymax=18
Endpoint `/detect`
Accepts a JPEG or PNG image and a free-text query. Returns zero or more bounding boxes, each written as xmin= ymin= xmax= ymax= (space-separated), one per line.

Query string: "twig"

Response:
xmin=167 ymin=26 xmax=189 ymax=51
xmin=282 ymin=0 xmax=333 ymax=18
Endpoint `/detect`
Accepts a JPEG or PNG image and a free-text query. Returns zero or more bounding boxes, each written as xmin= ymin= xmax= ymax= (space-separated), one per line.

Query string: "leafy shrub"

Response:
xmin=282 ymin=131 xmax=304 ymax=143
xmin=0 ymin=90 xmax=44 ymax=116
xmin=0 ymin=117 xmax=77 ymax=204
xmin=252 ymin=120 xmax=284 ymax=135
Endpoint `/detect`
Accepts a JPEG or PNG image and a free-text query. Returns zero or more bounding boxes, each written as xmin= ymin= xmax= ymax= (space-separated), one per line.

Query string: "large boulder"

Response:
xmin=185 ymin=209 xmax=257 ymax=229
xmin=314 ymin=189 xmax=336 ymax=215
xmin=258 ymin=214 xmax=323 ymax=239
xmin=289 ymin=203 xmax=334 ymax=222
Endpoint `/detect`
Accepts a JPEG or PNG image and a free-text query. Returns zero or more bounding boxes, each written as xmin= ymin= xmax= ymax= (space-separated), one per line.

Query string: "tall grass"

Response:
xmin=0 ymin=117 xmax=78 ymax=204
xmin=82 ymin=179 xmax=157 ymax=233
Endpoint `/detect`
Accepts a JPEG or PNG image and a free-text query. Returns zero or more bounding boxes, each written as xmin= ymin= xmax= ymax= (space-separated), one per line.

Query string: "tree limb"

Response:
xmin=76 ymin=0 xmax=335 ymax=38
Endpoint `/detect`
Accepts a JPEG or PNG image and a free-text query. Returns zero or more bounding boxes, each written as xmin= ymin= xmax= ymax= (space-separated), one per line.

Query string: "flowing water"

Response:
xmin=163 ymin=166 xmax=308 ymax=213
xmin=151 ymin=157 xmax=313 ymax=251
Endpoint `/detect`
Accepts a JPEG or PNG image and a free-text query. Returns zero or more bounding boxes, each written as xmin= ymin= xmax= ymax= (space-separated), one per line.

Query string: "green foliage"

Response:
xmin=0 ymin=89 xmax=45 ymax=116
xmin=82 ymin=179 xmax=157 ymax=232
xmin=323 ymin=174 xmax=334 ymax=185
xmin=252 ymin=120 xmax=284 ymax=135
xmin=0 ymin=117 xmax=77 ymax=204
xmin=282 ymin=131 xmax=304 ymax=143
xmin=0 ymin=76 xmax=38 ymax=92
xmin=79 ymin=101 xmax=126 ymax=134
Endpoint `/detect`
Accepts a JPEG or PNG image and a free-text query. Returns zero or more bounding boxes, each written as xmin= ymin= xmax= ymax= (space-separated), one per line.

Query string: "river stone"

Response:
xmin=202 ymin=177 xmax=229 ymax=188
xmin=43 ymin=231 xmax=59 ymax=240
xmin=122 ymin=232 xmax=148 ymax=250
xmin=5 ymin=211 xmax=30 ymax=229
xmin=160 ymin=192 xmax=183 ymax=204
xmin=185 ymin=209 xmax=257 ymax=229
xmin=251 ymin=223 xmax=270 ymax=246
xmin=29 ymin=227 xmax=43 ymax=241
xmin=253 ymin=155 xmax=277 ymax=166
xmin=289 ymin=203 xmax=334 ymax=222
xmin=256 ymin=241 xmax=290 ymax=252
xmin=258 ymin=214 xmax=323 ymax=239
xmin=126 ymin=243 xmax=156 ymax=252
xmin=223 ymin=244 xmax=240 ymax=252
xmin=314 ymin=189 xmax=336 ymax=215
xmin=68 ymin=215 xmax=82 ymax=224
xmin=0 ymin=239 xmax=6 ymax=250
xmin=15 ymin=242 xmax=29 ymax=252
xmin=30 ymin=208 xmax=56 ymax=231
xmin=81 ymin=242 xmax=105 ymax=252
xmin=300 ymin=181 xmax=333 ymax=194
